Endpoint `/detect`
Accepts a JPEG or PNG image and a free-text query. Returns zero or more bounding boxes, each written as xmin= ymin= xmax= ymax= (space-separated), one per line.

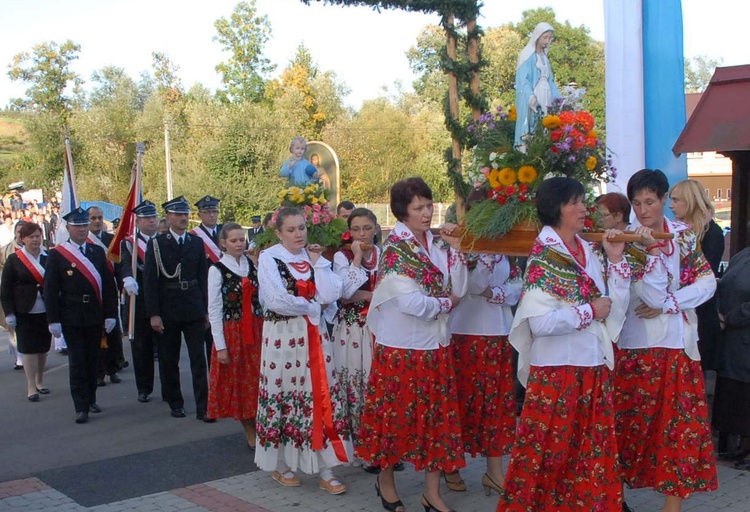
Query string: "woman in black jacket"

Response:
xmin=1 ymin=223 xmax=49 ymax=401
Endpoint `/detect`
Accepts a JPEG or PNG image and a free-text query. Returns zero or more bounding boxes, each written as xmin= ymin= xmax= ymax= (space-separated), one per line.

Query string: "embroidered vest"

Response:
xmin=265 ymin=257 xmax=315 ymax=322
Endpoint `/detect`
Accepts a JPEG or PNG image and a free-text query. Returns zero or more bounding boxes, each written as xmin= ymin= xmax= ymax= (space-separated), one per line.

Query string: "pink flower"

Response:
xmin=311 ymin=213 xmax=321 ymax=225
xmin=481 ymin=166 xmax=490 ymax=176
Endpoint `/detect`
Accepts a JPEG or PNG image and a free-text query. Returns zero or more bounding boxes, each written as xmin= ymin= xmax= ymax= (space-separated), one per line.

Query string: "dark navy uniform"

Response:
xmin=144 ymin=197 xmax=209 ymax=418
xmin=44 ymin=209 xmax=118 ymax=419
xmin=90 ymin=229 xmax=124 ymax=382
xmin=246 ymin=215 xmax=264 ymax=246
xmin=121 ymin=200 xmax=159 ymax=402
xmin=191 ymin=195 xmax=222 ymax=368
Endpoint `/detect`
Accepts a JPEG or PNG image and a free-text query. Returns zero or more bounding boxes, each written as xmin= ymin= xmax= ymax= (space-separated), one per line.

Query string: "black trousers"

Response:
xmin=131 ymin=316 xmax=156 ymax=395
xmin=157 ymin=317 xmax=208 ymax=414
xmin=97 ymin=326 xmax=123 ymax=378
xmin=204 ymin=327 xmax=213 ymax=370
xmin=63 ymin=324 xmax=103 ymax=413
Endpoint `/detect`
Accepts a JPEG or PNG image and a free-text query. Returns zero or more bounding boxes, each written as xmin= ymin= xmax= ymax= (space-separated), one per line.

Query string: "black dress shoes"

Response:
xmin=89 ymin=403 xmax=102 ymax=413
xmin=27 ymin=394 xmax=40 ymax=402
xmin=109 ymin=373 xmax=122 ymax=384
xmin=97 ymin=378 xmax=107 ymax=387
xmin=138 ymin=393 xmax=150 ymax=403
xmin=171 ymin=407 xmax=186 ymax=418
xmin=75 ymin=411 xmax=89 ymax=424
xmin=196 ymin=412 xmax=216 ymax=423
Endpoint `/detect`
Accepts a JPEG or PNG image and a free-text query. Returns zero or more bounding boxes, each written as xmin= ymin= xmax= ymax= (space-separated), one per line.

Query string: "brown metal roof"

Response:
xmin=673 ymin=64 xmax=750 ymax=155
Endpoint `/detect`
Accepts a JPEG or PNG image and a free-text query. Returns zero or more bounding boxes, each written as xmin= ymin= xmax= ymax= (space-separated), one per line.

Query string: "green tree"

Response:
xmin=406 ymin=25 xmax=448 ymax=105
xmin=7 ymin=40 xmax=83 ymax=119
xmin=214 ymin=0 xmax=275 ymax=103
xmin=266 ymin=44 xmax=348 ymax=139
xmin=685 ymin=55 xmax=722 ymax=93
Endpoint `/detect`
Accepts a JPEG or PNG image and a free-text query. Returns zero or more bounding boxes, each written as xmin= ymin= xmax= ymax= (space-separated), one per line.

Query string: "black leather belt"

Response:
xmin=63 ymin=293 xmax=95 ymax=303
xmin=164 ymin=279 xmax=199 ymax=290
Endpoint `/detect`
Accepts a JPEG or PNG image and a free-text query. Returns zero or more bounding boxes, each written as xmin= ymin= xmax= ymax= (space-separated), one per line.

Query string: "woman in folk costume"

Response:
xmin=498 ymin=177 xmax=631 ymax=512
xmin=616 ymin=169 xmax=718 ymax=512
xmin=448 ymin=249 xmax=522 ymax=496
xmin=255 ymin=207 xmax=351 ymax=495
xmin=207 ymin=223 xmax=263 ymax=448
xmin=1 ymin=222 xmax=49 ymax=401
xmin=514 ymin=21 xmax=562 ymax=148
xmin=357 ymin=177 xmax=469 ymax=512
xmin=331 ymin=208 xmax=380 ymax=463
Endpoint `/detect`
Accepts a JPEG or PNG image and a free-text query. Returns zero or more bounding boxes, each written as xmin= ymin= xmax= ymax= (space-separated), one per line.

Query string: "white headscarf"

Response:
xmin=516 ymin=22 xmax=555 ymax=70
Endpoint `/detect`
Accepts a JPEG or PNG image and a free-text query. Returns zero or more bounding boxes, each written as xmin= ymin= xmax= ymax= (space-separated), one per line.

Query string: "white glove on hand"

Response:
xmin=123 ymin=276 xmax=139 ymax=296
xmin=6 ymin=314 xmax=17 ymax=329
xmin=104 ymin=318 xmax=117 ymax=334
xmin=48 ymin=323 xmax=63 ymax=337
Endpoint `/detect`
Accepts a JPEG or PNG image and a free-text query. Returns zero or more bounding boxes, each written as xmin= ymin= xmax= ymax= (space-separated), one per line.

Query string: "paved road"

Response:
xmin=1 ymin=329 xmax=749 ymax=511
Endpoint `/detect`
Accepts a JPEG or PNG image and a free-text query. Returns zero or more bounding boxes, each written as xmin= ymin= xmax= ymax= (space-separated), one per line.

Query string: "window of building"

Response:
xmin=728 ymin=189 xmax=732 ymax=199
xmin=717 ymin=189 xmax=722 ymax=198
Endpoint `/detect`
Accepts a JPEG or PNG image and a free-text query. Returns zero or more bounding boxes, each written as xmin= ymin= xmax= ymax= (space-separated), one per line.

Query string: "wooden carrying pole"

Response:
xmin=128 ymin=143 xmax=145 ymax=342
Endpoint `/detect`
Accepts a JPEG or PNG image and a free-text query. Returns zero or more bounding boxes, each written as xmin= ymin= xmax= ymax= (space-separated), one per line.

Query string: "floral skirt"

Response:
xmin=451 ymin=334 xmax=515 ymax=457
xmin=614 ymin=347 xmax=718 ymax=498
xmin=355 ymin=343 xmax=466 ymax=473
xmin=254 ymin=317 xmax=352 ymax=474
xmin=207 ymin=318 xmax=262 ymax=420
xmin=332 ymin=318 xmax=374 ymax=445
xmin=498 ymin=365 xmax=621 ymax=512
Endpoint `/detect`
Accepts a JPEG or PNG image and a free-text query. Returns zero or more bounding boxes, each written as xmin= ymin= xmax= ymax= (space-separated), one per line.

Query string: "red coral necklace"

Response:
xmin=562 ymin=236 xmax=587 ymax=267
xmin=289 ymin=260 xmax=311 ymax=273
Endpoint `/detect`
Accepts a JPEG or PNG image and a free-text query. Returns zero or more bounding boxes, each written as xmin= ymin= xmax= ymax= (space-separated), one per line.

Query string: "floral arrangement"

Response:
xmin=253 ymin=182 xmax=347 ymax=248
xmin=463 ymin=98 xmax=616 ymax=240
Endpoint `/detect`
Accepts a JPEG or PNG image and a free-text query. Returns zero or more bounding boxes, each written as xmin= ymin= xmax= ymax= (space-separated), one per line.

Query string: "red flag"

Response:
xmin=108 ymin=145 xmax=144 ymax=263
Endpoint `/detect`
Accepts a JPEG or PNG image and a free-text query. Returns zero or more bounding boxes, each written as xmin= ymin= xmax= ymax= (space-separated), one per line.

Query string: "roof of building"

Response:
xmin=673 ymin=64 xmax=750 ymax=155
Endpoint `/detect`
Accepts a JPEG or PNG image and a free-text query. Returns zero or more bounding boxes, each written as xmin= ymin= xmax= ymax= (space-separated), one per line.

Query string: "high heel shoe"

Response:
xmin=442 ymin=471 xmax=466 ymax=492
xmin=375 ymin=476 xmax=404 ymax=512
xmin=420 ymin=494 xmax=456 ymax=512
xmin=481 ymin=472 xmax=502 ymax=496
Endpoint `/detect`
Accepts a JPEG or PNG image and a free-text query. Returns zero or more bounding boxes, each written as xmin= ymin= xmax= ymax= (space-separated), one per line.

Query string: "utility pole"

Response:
xmin=163 ymin=121 xmax=173 ymax=200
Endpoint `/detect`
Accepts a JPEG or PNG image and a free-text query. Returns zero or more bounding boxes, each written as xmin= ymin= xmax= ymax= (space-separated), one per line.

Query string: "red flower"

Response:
xmin=505 ymin=185 xmax=517 ymax=195
xmin=575 ymin=111 xmax=595 ymax=131
xmin=550 ymin=129 xmax=563 ymax=142
xmin=559 ymin=111 xmax=575 ymax=125
xmin=341 ymin=230 xmax=352 ymax=242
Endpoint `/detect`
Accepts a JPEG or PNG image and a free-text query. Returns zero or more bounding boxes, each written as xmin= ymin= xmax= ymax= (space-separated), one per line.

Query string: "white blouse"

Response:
xmin=620 ymin=218 xmax=717 ymax=354
xmin=367 ymin=222 xmax=469 ymax=350
xmin=512 ymin=226 xmax=631 ymax=373
xmin=449 ymin=254 xmax=521 ymax=336
xmin=207 ymin=254 xmax=249 ymax=352
xmin=333 ymin=247 xmax=379 ymax=300
xmin=258 ymin=244 xmax=342 ymax=326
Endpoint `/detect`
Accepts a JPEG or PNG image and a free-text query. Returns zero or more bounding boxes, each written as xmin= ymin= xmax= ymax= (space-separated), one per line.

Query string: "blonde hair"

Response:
xmin=669 ymin=179 xmax=714 ymax=240
xmin=289 ymin=136 xmax=307 ymax=151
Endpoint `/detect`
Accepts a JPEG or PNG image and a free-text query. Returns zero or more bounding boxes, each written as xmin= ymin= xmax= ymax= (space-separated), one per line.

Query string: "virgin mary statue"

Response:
xmin=514 ymin=22 xmax=562 ymax=148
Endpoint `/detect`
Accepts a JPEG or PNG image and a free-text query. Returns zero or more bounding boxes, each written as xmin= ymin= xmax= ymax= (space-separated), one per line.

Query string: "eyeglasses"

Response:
xmin=350 ymin=225 xmax=375 ymax=233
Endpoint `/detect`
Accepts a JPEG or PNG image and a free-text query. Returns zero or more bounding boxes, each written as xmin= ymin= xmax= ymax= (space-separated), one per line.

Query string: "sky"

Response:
xmin=0 ymin=0 xmax=747 ymax=110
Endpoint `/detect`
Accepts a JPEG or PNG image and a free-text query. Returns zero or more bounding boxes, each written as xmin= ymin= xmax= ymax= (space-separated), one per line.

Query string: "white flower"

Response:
xmin=489 ymin=152 xmax=497 ymax=161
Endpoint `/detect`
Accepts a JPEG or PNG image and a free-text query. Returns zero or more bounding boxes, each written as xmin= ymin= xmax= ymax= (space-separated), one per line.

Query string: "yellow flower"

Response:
xmin=586 ymin=156 xmax=598 ymax=171
xmin=488 ymin=169 xmax=502 ymax=189
xmin=587 ymin=129 xmax=598 ymax=139
xmin=517 ymin=165 xmax=538 ymax=184
xmin=508 ymin=105 xmax=517 ymax=122
xmin=498 ymin=167 xmax=517 ymax=186
xmin=277 ymin=190 xmax=287 ymax=199
xmin=542 ymin=115 xmax=561 ymax=129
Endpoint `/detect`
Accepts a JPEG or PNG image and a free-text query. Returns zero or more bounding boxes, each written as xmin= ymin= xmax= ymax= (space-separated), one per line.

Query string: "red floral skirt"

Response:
xmin=498 ymin=365 xmax=621 ymax=512
xmin=451 ymin=334 xmax=515 ymax=457
xmin=613 ymin=347 xmax=718 ymax=498
xmin=207 ymin=318 xmax=263 ymax=420
xmin=355 ymin=344 xmax=466 ymax=473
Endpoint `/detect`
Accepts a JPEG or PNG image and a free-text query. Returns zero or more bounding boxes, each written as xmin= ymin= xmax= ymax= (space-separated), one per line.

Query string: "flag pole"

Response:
xmin=128 ymin=143 xmax=145 ymax=342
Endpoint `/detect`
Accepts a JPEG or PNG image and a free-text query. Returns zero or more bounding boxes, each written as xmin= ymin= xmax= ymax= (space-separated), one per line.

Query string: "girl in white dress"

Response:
xmin=255 ymin=207 xmax=352 ymax=495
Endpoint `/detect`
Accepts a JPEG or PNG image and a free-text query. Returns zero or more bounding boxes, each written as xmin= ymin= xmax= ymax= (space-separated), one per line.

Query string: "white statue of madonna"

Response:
xmin=514 ymin=22 xmax=562 ymax=148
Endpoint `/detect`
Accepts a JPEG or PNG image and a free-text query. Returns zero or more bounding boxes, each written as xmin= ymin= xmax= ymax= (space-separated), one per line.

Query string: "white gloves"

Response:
xmin=123 ymin=276 xmax=139 ymax=296
xmin=6 ymin=314 xmax=16 ymax=329
xmin=104 ymin=318 xmax=117 ymax=333
xmin=48 ymin=323 xmax=63 ymax=337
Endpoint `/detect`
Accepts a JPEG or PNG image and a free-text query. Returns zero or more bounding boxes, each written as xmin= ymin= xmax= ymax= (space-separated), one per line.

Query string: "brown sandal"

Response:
xmin=272 ymin=470 xmax=300 ymax=487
